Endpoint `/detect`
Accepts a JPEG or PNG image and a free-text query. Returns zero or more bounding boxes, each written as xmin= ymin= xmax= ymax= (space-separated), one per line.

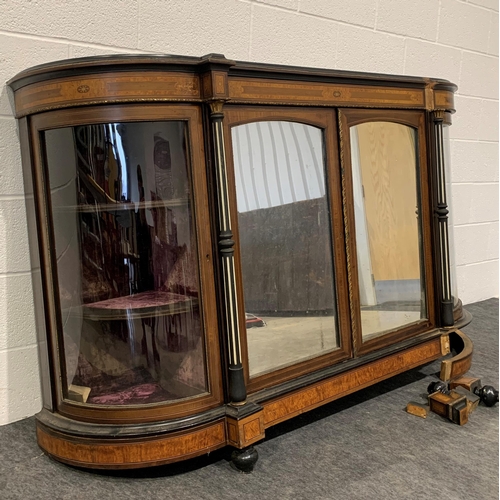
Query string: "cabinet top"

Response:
xmin=7 ymin=53 xmax=457 ymax=118
xmin=8 ymin=53 xmax=457 ymax=90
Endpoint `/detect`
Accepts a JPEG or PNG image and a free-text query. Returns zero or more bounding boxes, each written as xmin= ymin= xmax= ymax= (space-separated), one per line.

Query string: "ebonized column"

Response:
xmin=433 ymin=110 xmax=454 ymax=326
xmin=209 ymin=101 xmax=247 ymax=404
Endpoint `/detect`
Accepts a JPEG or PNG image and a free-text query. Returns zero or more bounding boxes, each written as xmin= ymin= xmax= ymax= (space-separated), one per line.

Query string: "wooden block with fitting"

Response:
xmin=406 ymin=401 xmax=429 ymax=418
xmin=450 ymin=386 xmax=480 ymax=414
xmin=448 ymin=396 xmax=469 ymax=425
xmin=449 ymin=376 xmax=481 ymax=393
xmin=428 ymin=391 xmax=469 ymax=425
xmin=428 ymin=391 xmax=454 ymax=419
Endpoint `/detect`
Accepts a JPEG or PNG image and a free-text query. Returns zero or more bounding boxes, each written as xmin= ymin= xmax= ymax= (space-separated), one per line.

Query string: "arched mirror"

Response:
xmin=230 ymin=121 xmax=340 ymax=378
xmin=349 ymin=121 xmax=426 ymax=340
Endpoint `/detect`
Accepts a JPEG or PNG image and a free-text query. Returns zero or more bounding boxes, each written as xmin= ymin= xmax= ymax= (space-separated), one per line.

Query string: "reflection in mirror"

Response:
xmin=350 ymin=122 xmax=426 ymax=340
xmin=231 ymin=121 xmax=339 ymax=378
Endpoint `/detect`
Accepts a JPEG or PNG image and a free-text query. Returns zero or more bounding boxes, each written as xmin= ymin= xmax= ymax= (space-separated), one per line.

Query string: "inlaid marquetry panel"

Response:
xmin=226 ymin=411 xmax=265 ymax=448
xmin=14 ymin=72 xmax=201 ymax=117
xmin=202 ymin=71 xmax=229 ymax=99
xmin=441 ymin=334 xmax=451 ymax=355
xmin=440 ymin=330 xmax=473 ymax=381
xmin=262 ymin=339 xmax=442 ymax=427
xmin=37 ymin=420 xmax=226 ymax=469
xmin=228 ymin=78 xmax=426 ymax=108
xmin=434 ymin=90 xmax=455 ymax=111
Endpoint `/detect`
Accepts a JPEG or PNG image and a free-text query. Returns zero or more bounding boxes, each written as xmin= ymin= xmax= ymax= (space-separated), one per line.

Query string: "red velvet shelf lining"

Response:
xmin=83 ymin=290 xmax=197 ymax=320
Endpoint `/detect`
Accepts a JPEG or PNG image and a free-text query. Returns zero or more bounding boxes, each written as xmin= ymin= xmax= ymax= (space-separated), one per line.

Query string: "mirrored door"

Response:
xmin=339 ymin=110 xmax=435 ymax=354
xmin=225 ymin=108 xmax=352 ymax=392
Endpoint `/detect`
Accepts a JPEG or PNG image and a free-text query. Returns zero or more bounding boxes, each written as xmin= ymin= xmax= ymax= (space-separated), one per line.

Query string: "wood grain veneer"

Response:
xmin=228 ymin=78 xmax=425 ymax=108
xmin=262 ymin=338 xmax=442 ymax=427
xmin=226 ymin=411 xmax=265 ymax=448
xmin=434 ymin=90 xmax=455 ymax=112
xmin=14 ymin=72 xmax=202 ymax=118
xmin=37 ymin=419 xmax=226 ymax=469
xmin=440 ymin=329 xmax=473 ymax=381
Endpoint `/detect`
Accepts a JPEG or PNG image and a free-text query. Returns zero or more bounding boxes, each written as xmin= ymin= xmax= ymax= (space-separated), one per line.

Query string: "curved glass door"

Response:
xmin=349 ymin=121 xmax=426 ymax=340
xmin=44 ymin=121 xmax=207 ymax=406
xmin=442 ymin=123 xmax=459 ymax=308
xmin=230 ymin=121 xmax=340 ymax=378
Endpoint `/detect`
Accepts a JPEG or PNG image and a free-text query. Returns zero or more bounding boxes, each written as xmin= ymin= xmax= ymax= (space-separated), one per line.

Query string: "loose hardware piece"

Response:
xmin=447 ymin=377 xmax=498 ymax=407
xmin=412 ymin=375 xmax=499 ymax=427
xmin=450 ymin=386 xmax=480 ymax=413
xmin=428 ymin=391 xmax=469 ymax=425
xmin=406 ymin=402 xmax=429 ymax=418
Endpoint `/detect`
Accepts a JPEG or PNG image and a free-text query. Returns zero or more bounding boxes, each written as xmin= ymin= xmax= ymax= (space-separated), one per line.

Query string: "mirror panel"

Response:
xmin=231 ymin=121 xmax=339 ymax=378
xmin=350 ymin=121 xmax=426 ymax=340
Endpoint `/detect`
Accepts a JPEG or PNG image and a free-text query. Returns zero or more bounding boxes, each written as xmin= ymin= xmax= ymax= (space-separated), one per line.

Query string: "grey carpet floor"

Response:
xmin=0 ymin=299 xmax=498 ymax=500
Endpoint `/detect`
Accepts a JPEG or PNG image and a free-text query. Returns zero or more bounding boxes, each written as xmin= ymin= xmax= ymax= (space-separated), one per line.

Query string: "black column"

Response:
xmin=433 ymin=111 xmax=454 ymax=326
xmin=209 ymin=101 xmax=246 ymax=404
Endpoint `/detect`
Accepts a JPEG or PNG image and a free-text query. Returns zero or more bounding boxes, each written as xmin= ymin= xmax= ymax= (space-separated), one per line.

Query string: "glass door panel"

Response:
xmin=231 ymin=121 xmax=339 ymax=377
xmin=44 ymin=121 xmax=208 ymax=406
xmin=350 ymin=122 xmax=426 ymax=340
xmin=442 ymin=124 xmax=459 ymax=308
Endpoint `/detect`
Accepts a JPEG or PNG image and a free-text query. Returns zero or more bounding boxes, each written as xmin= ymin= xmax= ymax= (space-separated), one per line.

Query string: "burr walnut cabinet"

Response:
xmin=8 ymin=54 xmax=473 ymax=471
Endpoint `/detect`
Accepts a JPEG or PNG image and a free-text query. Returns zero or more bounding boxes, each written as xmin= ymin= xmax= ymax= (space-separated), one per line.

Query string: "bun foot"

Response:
xmin=231 ymin=446 xmax=258 ymax=473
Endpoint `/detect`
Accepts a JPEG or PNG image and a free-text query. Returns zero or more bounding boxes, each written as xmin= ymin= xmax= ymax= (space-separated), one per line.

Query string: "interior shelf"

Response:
xmin=55 ymin=198 xmax=190 ymax=213
xmin=82 ymin=290 xmax=198 ymax=320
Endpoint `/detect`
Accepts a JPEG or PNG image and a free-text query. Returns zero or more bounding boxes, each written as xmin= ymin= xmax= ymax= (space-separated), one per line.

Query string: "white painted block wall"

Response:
xmin=0 ymin=0 xmax=497 ymax=425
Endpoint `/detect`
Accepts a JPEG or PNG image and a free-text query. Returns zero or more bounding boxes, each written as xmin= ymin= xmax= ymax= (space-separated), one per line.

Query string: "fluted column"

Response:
xmin=209 ymin=100 xmax=246 ymax=404
xmin=433 ymin=110 xmax=454 ymax=327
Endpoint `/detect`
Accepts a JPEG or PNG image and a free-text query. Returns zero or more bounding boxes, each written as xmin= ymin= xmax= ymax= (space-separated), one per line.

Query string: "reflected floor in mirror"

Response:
xmin=361 ymin=306 xmax=421 ymax=339
xmin=247 ymin=315 xmax=338 ymax=377
xmin=361 ymin=300 xmax=422 ymax=340
xmin=246 ymin=307 xmax=422 ymax=377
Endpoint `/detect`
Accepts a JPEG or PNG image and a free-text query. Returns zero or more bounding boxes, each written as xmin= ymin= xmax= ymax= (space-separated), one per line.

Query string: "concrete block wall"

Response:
xmin=0 ymin=0 xmax=497 ymax=425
